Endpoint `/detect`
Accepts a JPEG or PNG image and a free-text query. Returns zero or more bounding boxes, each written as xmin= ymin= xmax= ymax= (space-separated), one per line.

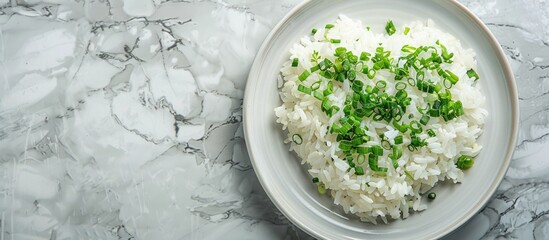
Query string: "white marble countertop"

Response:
xmin=0 ymin=0 xmax=547 ymax=239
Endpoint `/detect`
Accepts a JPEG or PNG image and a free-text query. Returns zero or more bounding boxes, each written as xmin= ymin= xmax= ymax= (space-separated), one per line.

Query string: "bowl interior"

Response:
xmin=244 ymin=0 xmax=518 ymax=239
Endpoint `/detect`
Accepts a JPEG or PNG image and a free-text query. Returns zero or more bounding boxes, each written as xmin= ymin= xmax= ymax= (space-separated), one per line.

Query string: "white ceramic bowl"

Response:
xmin=243 ymin=0 xmax=518 ymax=239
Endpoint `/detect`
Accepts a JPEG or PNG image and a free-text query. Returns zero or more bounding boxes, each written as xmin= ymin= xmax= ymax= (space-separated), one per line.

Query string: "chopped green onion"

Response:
xmin=381 ymin=139 xmax=391 ymax=150
xmin=319 ymin=70 xmax=333 ymax=79
xmin=410 ymin=135 xmax=426 ymax=148
xmin=339 ymin=140 xmax=353 ymax=151
xmin=394 ymin=135 xmax=403 ymax=144
xmin=393 ymin=121 xmax=409 ymax=133
xmin=357 ymin=154 xmax=366 ymax=164
xmin=355 ymin=166 xmax=364 ymax=175
xmin=456 ymin=155 xmax=474 ymax=169
xmin=419 ymin=115 xmax=431 ymax=125
xmin=347 ymin=156 xmax=355 ymax=167
xmin=410 ymin=120 xmax=422 ymax=133
xmin=404 ymin=27 xmax=410 ymax=35
xmin=298 ymin=70 xmax=310 ymax=81
xmin=335 ymin=47 xmax=347 ymax=57
xmin=427 ymin=192 xmax=436 ymax=200
xmin=401 ymin=45 xmax=416 ymax=53
xmin=395 ymin=82 xmax=407 ymax=90
xmin=312 ymin=177 xmax=319 ymax=183
xmin=376 ymin=81 xmax=387 ymax=89
xmin=407 ymin=77 xmax=416 ymax=86
xmin=407 ymin=144 xmax=417 ymax=151
xmin=389 ymin=147 xmax=402 ymax=168
xmin=297 ymin=84 xmax=312 ymax=94
xmin=360 ymin=52 xmax=371 ymax=61
xmin=321 ymin=98 xmax=332 ymax=112
xmin=445 ymin=70 xmax=459 ymax=84
xmin=357 ymin=147 xmax=370 ymax=154
xmin=385 ymin=20 xmax=396 ymax=36
xmin=436 ymin=40 xmax=454 ymax=62
xmin=429 ymin=108 xmax=440 ymax=117
xmin=325 ymin=24 xmax=334 ymax=29
xmin=392 ymin=146 xmax=402 ymax=160
xmin=292 ymin=58 xmax=298 ymax=67
xmin=348 ymin=70 xmax=357 ymax=81
xmin=292 ymin=134 xmax=303 ymax=145
xmin=313 ymin=91 xmax=324 ymax=100
xmin=318 ymin=182 xmax=327 ymax=194
xmin=371 ymin=145 xmax=383 ymax=156
xmin=330 ymin=39 xmax=341 ymax=44
xmin=311 ymin=28 xmax=318 ymax=35
xmin=311 ymin=81 xmax=321 ymax=91
xmin=351 ymin=137 xmax=364 ymax=146
xmin=467 ymin=68 xmax=479 ymax=81
xmin=368 ymin=154 xmax=388 ymax=173
xmin=427 ymin=129 xmax=436 ymax=137
xmin=366 ymin=69 xmax=377 ymax=79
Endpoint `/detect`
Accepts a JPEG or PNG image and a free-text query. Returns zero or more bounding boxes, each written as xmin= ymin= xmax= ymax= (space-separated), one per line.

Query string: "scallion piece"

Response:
xmin=436 ymin=40 xmax=454 ymax=62
xmin=298 ymin=70 xmax=310 ymax=81
xmin=355 ymin=166 xmax=364 ymax=175
xmin=292 ymin=58 xmax=299 ymax=67
xmin=395 ymin=82 xmax=407 ymax=90
xmin=292 ymin=134 xmax=303 ymax=145
xmin=325 ymin=24 xmax=334 ymax=29
xmin=419 ymin=115 xmax=431 ymax=125
xmin=401 ymin=45 xmax=416 ymax=53
xmin=330 ymin=39 xmax=341 ymax=44
xmin=311 ymin=81 xmax=321 ymax=91
xmin=366 ymin=69 xmax=377 ymax=79
xmin=297 ymin=84 xmax=312 ymax=94
xmin=339 ymin=140 xmax=353 ymax=151
xmin=467 ymin=68 xmax=479 ymax=81
xmin=410 ymin=120 xmax=422 ymax=133
xmin=407 ymin=144 xmax=417 ymax=152
xmin=357 ymin=154 xmax=366 ymax=164
xmin=360 ymin=52 xmax=371 ymax=61
xmin=394 ymin=135 xmax=403 ymax=144
xmin=385 ymin=20 xmax=396 ymax=36
xmin=368 ymin=154 xmax=388 ymax=173
xmin=318 ymin=182 xmax=327 ymax=194
xmin=351 ymin=137 xmax=364 ymax=146
xmin=392 ymin=146 xmax=402 ymax=160
xmin=376 ymin=81 xmax=387 ymax=89
xmin=371 ymin=145 xmax=383 ymax=156
xmin=313 ymin=91 xmax=324 ymax=100
xmin=427 ymin=129 xmax=436 ymax=137
xmin=348 ymin=70 xmax=356 ymax=81
xmin=404 ymin=27 xmax=410 ymax=35
xmin=445 ymin=70 xmax=459 ymax=84
xmin=312 ymin=177 xmax=319 ymax=183
xmin=389 ymin=147 xmax=402 ymax=168
xmin=321 ymin=98 xmax=332 ymax=113
xmin=427 ymin=192 xmax=436 ymax=200
xmin=357 ymin=147 xmax=370 ymax=154
xmin=311 ymin=28 xmax=318 ymax=35
xmin=310 ymin=65 xmax=320 ymax=72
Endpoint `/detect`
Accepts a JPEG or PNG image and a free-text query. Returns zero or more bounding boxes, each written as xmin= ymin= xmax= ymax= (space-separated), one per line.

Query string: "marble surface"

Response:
xmin=0 ymin=0 xmax=547 ymax=239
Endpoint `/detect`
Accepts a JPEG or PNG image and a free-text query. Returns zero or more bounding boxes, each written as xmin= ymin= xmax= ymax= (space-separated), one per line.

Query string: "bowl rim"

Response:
xmin=243 ymin=0 xmax=519 ymax=239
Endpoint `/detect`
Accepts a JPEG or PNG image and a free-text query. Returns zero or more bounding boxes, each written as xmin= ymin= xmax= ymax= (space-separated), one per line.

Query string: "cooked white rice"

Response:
xmin=274 ymin=16 xmax=487 ymax=223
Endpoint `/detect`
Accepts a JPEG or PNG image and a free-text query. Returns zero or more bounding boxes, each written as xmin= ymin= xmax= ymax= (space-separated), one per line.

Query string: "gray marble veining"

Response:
xmin=0 ymin=0 xmax=547 ymax=239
